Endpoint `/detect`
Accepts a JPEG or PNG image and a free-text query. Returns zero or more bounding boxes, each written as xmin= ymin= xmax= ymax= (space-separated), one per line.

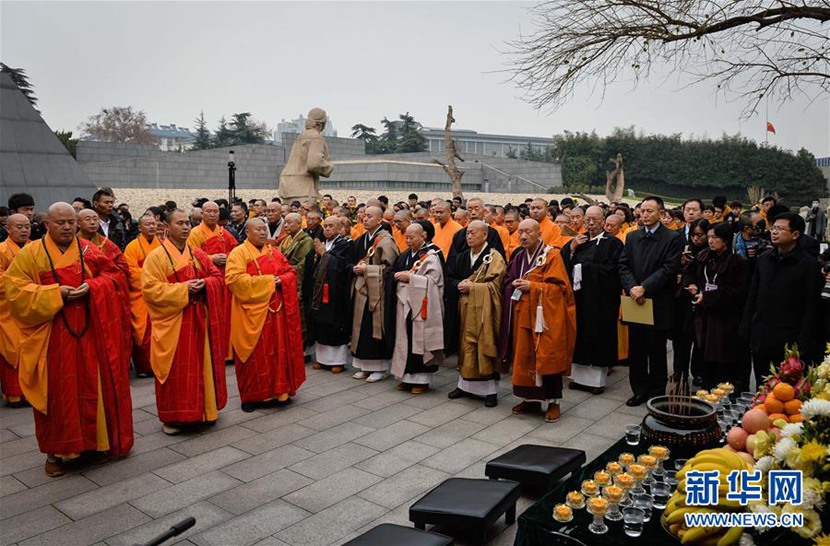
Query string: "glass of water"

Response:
xmin=623 ymin=507 xmax=645 ymax=537
xmin=650 ymin=482 xmax=671 ymax=509
xmin=664 ymin=470 xmax=678 ymax=491
xmin=674 ymin=458 xmax=688 ymax=471
xmin=632 ymin=493 xmax=654 ymax=522
xmin=625 ymin=424 xmax=641 ymax=446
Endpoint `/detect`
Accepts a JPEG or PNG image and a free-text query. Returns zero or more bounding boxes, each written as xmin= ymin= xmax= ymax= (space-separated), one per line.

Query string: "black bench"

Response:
xmin=409 ymin=478 xmax=522 ymax=545
xmin=485 ymin=444 xmax=586 ymax=493
xmin=342 ymin=523 xmax=454 ymax=546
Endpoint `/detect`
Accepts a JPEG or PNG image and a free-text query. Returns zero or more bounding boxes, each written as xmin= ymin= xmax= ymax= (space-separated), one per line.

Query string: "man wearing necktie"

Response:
xmin=619 ymin=197 xmax=684 ymax=407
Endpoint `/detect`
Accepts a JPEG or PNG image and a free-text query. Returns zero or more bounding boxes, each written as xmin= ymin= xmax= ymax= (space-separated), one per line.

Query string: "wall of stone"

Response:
xmin=76 ymin=141 xmax=162 ymax=164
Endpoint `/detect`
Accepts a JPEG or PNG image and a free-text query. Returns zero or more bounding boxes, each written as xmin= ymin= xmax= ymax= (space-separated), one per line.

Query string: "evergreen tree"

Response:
xmin=193 ymin=111 xmax=212 ymax=150
xmin=0 ymin=63 xmax=37 ymax=108
xmin=212 ymin=116 xmax=233 ymax=148
xmin=378 ymin=117 xmax=399 ymax=154
xmin=229 ymin=112 xmax=268 ymax=144
xmin=55 ymin=130 xmax=78 ymax=158
xmin=351 ymin=123 xmax=380 ymax=154
xmin=398 ymin=112 xmax=428 ymax=153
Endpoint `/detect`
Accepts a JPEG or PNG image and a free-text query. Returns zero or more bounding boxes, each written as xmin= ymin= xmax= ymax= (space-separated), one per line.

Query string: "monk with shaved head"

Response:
xmin=5 ymin=203 xmax=134 ymax=476
xmin=123 ymin=214 xmax=162 ymax=377
xmin=349 ymin=205 xmax=399 ymax=381
xmin=304 ymin=215 xmax=355 ymax=373
xmin=498 ymin=218 xmax=576 ymax=424
xmin=445 ymin=220 xmax=508 ymax=406
xmin=225 ymin=217 xmax=305 ymax=411
xmin=279 ymin=212 xmax=316 ymax=356
xmin=0 ymin=213 xmax=31 ymax=406
xmin=529 ymin=197 xmax=564 ymax=247
xmin=392 ymin=209 xmax=411 ymax=252
xmin=432 ymin=200 xmax=462 ymax=258
xmin=388 ymin=223 xmax=445 ymax=394
xmin=142 ymin=209 xmax=228 ymax=435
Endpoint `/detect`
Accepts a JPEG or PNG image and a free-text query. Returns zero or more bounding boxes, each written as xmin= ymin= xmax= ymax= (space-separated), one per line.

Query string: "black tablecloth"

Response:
xmin=514 ymin=438 xmax=812 ymax=546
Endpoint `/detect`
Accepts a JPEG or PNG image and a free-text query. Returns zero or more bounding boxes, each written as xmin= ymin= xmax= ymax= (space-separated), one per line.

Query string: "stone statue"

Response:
xmin=278 ymin=108 xmax=334 ymax=202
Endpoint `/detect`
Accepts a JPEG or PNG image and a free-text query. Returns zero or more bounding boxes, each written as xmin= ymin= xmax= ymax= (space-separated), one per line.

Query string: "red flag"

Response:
xmin=767 ymin=122 xmax=776 ymax=134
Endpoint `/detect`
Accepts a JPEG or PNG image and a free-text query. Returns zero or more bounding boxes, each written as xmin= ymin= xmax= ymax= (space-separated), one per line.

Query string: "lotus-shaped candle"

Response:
xmin=594 ymin=471 xmax=612 ymax=487
xmin=637 ymin=455 xmax=657 ymax=486
xmin=581 ymin=479 xmax=600 ymax=497
xmin=648 ymin=445 xmax=670 ymax=477
xmin=618 ymin=452 xmax=636 ymax=467
xmin=602 ymin=485 xmax=624 ymax=521
xmin=614 ymin=473 xmax=635 ymax=507
xmin=566 ymin=490 xmax=586 ymax=509
xmin=627 ymin=464 xmax=647 ymax=495
xmin=587 ymin=497 xmax=609 ymax=534
xmin=717 ymin=382 xmax=734 ymax=395
xmin=605 ymin=461 xmax=623 ymax=476
xmin=553 ymin=503 xmax=573 ymax=523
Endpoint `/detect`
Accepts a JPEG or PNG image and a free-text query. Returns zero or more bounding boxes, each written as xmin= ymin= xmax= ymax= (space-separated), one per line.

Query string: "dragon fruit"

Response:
xmin=793 ymin=377 xmax=811 ymax=398
xmin=779 ymin=356 xmax=803 ymax=383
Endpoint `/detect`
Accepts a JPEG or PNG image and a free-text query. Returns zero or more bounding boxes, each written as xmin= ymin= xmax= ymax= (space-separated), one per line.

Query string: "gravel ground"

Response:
xmin=112 ymin=188 xmax=622 ymax=213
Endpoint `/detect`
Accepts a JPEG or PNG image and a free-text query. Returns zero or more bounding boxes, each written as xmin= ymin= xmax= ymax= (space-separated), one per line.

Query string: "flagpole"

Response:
xmin=765 ymin=95 xmax=769 ymax=146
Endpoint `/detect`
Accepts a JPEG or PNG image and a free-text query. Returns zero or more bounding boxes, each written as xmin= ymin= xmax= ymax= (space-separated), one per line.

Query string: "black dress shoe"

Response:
xmin=484 ymin=394 xmax=498 ymax=408
xmin=241 ymin=402 xmax=257 ymax=413
xmin=447 ymin=388 xmax=466 ymax=400
xmin=626 ymin=395 xmax=648 ymax=407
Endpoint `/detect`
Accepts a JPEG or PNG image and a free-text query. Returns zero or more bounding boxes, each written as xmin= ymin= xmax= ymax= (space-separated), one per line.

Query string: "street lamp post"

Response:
xmin=227 ymin=150 xmax=236 ymax=204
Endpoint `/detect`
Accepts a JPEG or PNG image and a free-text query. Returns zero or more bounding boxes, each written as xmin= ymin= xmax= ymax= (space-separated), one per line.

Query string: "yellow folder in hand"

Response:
xmin=620 ymin=296 xmax=655 ymax=326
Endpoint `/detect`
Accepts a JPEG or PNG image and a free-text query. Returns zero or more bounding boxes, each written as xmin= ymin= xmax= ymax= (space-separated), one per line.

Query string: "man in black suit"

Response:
xmin=619 ymin=196 xmax=684 ymax=406
xmin=446 ymin=197 xmax=505 ymax=264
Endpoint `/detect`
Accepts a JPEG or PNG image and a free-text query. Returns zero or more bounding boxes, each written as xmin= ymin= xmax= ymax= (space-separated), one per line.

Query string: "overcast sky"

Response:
xmin=3 ymin=1 xmax=828 ymax=157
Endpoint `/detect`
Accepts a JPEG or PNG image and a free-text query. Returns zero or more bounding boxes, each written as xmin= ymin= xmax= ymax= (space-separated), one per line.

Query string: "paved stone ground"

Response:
xmin=0 ymin=358 xmax=653 ymax=546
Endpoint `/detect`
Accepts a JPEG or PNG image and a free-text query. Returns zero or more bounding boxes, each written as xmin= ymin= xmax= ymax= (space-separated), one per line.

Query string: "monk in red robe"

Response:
xmin=498 ymin=219 xmax=576 ymax=423
xmin=142 ymin=209 xmax=228 ymax=435
xmin=123 ymin=214 xmax=161 ymax=377
xmin=78 ymin=208 xmax=132 ymax=371
xmin=0 ymin=214 xmax=31 ymax=407
xmin=187 ymin=201 xmax=237 ymax=360
xmin=5 ymin=203 xmax=133 ymax=476
xmin=226 ymin=218 xmax=306 ymax=411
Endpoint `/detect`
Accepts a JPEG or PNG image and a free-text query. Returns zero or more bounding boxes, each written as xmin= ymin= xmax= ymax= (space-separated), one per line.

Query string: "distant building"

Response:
xmin=273 ymin=114 xmax=337 ymax=143
xmin=421 ymin=127 xmax=553 ymax=159
xmin=147 ymin=123 xmax=196 ymax=152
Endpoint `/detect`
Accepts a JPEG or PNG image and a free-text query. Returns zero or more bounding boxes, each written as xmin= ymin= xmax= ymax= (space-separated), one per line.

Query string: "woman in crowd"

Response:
xmin=683 ymin=222 xmax=749 ymax=389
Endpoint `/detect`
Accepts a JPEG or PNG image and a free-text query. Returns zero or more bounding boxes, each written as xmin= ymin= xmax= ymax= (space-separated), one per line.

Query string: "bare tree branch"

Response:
xmin=508 ymin=0 xmax=830 ymax=116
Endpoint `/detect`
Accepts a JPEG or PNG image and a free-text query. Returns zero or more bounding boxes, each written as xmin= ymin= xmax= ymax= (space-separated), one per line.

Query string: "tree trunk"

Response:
xmin=605 ymin=153 xmax=625 ymax=202
xmin=434 ymin=105 xmax=465 ymax=199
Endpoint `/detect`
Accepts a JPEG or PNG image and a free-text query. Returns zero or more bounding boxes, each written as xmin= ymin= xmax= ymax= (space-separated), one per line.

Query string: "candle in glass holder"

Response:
xmin=587 ymin=497 xmax=610 ymax=534
xmin=627 ymin=464 xmax=646 ymax=479
xmin=717 ymin=382 xmax=734 ymax=395
xmin=553 ymin=503 xmax=574 ymax=522
xmin=648 ymin=445 xmax=670 ymax=477
xmin=581 ymin=479 xmax=600 ymax=497
xmin=711 ymin=388 xmax=727 ymax=399
xmin=614 ymin=472 xmax=635 ymax=506
xmin=637 ymin=455 xmax=657 ymax=469
xmin=603 ymin=485 xmax=624 ymax=521
xmin=594 ymin=471 xmax=613 ymax=487
xmin=605 ymin=461 xmax=623 ymax=476
xmin=566 ymin=490 xmax=586 ymax=509
xmin=618 ymin=452 xmax=636 ymax=467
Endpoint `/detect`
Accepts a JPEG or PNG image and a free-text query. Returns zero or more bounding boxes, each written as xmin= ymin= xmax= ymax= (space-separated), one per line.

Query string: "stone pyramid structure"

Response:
xmin=0 ymin=72 xmax=96 ymax=207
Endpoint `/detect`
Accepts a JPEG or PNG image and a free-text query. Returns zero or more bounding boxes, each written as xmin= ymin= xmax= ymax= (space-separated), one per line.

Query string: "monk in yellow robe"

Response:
xmin=432 ymin=201 xmax=462 ymax=259
xmin=498 ymin=219 xmax=576 ymax=423
xmin=529 ymin=198 xmax=563 ymax=247
xmin=142 ymin=209 xmax=228 ymax=435
xmin=5 ymin=203 xmax=133 ymax=476
xmin=446 ymin=221 xmax=507 ymax=407
xmin=392 ymin=210 xmax=410 ymax=252
xmin=78 ymin=209 xmax=132 ymax=371
xmin=187 ymin=201 xmax=238 ymax=359
xmin=226 ymin=218 xmax=306 ymax=411
xmin=0 ymin=214 xmax=31 ymax=406
xmin=504 ymin=210 xmax=521 ymax=260
xmin=123 ymin=214 xmax=161 ymax=377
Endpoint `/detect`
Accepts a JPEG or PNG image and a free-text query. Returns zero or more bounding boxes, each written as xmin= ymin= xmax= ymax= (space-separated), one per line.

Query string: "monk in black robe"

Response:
xmin=561 ymin=206 xmax=624 ymax=394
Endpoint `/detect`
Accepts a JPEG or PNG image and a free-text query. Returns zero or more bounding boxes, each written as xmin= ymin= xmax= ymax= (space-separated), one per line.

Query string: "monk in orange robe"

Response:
xmin=187 ymin=201 xmax=238 ymax=360
xmin=486 ymin=205 xmax=510 ymax=251
xmin=5 ymin=203 xmax=133 ymax=476
xmin=498 ymin=219 xmax=576 ymax=424
xmin=0 ymin=214 xmax=31 ymax=407
xmin=432 ymin=201 xmax=462 ymax=258
xmin=142 ymin=209 xmax=228 ymax=435
xmin=123 ymin=214 xmax=161 ymax=377
xmin=226 ymin=218 xmax=306 ymax=411
xmin=504 ymin=210 xmax=521 ymax=259
xmin=529 ymin=198 xmax=563 ymax=247
xmin=392 ymin=210 xmax=410 ymax=252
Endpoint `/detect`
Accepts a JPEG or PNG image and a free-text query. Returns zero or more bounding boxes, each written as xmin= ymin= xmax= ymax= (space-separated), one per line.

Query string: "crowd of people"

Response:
xmin=0 ymin=187 xmax=827 ymax=478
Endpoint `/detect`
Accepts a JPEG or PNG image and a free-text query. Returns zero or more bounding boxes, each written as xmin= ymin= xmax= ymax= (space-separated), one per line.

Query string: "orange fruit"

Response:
xmin=772 ymin=383 xmax=795 ymax=402
xmin=784 ymin=399 xmax=802 ymax=415
xmin=754 ymin=404 xmax=768 ymax=414
xmin=768 ymin=413 xmax=788 ymax=424
xmin=788 ymin=414 xmax=804 ymax=423
xmin=764 ymin=395 xmax=784 ymax=414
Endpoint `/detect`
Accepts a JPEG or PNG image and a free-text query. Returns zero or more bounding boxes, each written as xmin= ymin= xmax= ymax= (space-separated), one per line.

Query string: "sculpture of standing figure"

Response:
xmin=278 ymin=108 xmax=334 ymax=202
